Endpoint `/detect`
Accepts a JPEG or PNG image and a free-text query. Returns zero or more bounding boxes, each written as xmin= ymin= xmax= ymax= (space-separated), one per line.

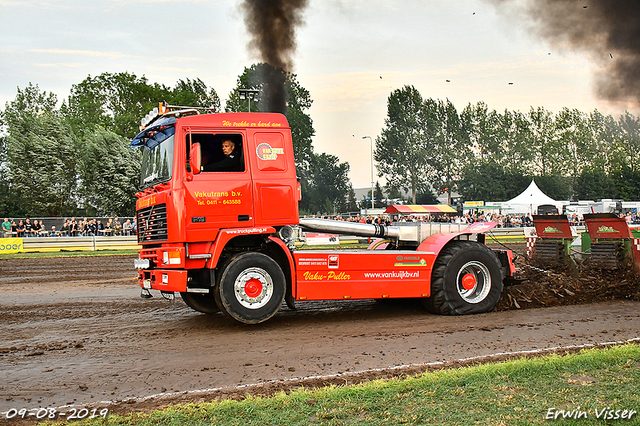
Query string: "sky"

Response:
xmin=0 ymin=0 xmax=631 ymax=189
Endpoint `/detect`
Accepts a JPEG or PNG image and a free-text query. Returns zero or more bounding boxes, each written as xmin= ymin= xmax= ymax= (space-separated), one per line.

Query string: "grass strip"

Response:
xmin=50 ymin=343 xmax=640 ymax=426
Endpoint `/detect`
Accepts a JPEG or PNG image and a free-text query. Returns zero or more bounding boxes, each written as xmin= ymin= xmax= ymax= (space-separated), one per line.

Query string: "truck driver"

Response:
xmin=202 ymin=139 xmax=242 ymax=171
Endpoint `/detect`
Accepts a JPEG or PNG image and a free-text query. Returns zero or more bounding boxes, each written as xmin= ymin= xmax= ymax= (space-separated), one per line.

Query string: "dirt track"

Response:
xmin=1 ymin=251 xmax=640 ymax=423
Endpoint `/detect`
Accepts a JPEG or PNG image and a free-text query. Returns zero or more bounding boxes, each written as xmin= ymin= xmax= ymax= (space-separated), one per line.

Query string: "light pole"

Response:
xmin=238 ymin=89 xmax=260 ymax=112
xmin=362 ymin=136 xmax=374 ymax=210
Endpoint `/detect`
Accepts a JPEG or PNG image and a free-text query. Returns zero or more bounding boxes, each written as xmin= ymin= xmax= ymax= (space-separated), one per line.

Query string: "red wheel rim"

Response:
xmin=461 ymin=273 xmax=476 ymax=290
xmin=244 ymin=278 xmax=263 ymax=298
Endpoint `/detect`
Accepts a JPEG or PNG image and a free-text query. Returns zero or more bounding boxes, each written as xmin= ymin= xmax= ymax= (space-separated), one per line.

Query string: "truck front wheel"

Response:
xmin=180 ymin=292 xmax=220 ymax=314
xmin=215 ymin=252 xmax=286 ymax=324
xmin=424 ymin=240 xmax=503 ymax=315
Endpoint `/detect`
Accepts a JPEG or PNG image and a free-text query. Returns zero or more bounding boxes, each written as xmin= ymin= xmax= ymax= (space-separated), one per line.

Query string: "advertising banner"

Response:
xmin=0 ymin=238 xmax=23 ymax=254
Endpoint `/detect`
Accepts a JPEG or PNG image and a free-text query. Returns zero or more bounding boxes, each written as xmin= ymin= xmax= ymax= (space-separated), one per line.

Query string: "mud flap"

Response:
xmin=493 ymin=249 xmax=517 ymax=281
xmin=285 ymin=291 xmax=296 ymax=310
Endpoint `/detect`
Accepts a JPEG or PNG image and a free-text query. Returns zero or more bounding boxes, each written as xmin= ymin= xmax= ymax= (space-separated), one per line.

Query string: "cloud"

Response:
xmin=29 ymin=49 xmax=203 ymax=64
xmin=29 ymin=49 xmax=135 ymax=59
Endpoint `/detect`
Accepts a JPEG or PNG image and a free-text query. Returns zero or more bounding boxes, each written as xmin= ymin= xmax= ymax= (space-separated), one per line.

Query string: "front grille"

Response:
xmin=139 ymin=248 xmax=160 ymax=264
xmin=137 ymin=203 xmax=168 ymax=243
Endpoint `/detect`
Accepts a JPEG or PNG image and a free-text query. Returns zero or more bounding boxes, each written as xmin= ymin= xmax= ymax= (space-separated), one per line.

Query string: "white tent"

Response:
xmin=501 ymin=179 xmax=563 ymax=214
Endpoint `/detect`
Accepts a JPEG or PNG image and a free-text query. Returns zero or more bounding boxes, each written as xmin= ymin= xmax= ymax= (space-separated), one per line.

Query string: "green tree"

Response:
xmin=79 ymin=127 xmax=141 ymax=216
xmin=1 ymin=77 xmax=223 ymax=217
xmin=375 ymin=85 xmax=432 ymax=204
xmin=345 ymin=187 xmax=358 ymax=212
xmin=534 ymin=175 xmax=571 ymax=200
xmin=62 ymin=72 xmax=167 ymax=138
xmin=385 ymin=185 xmax=404 ymax=204
xmin=300 ymin=152 xmax=351 ymax=215
xmin=501 ymin=109 xmax=534 ymax=175
xmin=575 ymin=109 xmax=618 ymax=177
xmin=5 ymin=113 xmax=79 ymax=216
xmin=583 ymin=110 xmax=637 ymax=200
xmin=429 ymin=98 xmax=471 ymax=204
xmin=63 ymin=73 xmax=220 ymax=139
xmin=612 ymin=167 xmax=640 ymax=200
xmin=415 ymin=190 xmax=438 ymax=205
xmin=458 ymin=163 xmax=529 ymax=201
xmin=462 ymin=102 xmax=503 ymax=163
xmin=527 ymin=106 xmax=569 ymax=176
xmin=170 ymin=78 xmax=221 ymax=112
xmin=575 ymin=170 xmax=616 ymax=200
xmin=374 ymin=181 xmax=385 ymax=208
xmin=459 ymin=103 xmax=534 ymax=174
xmin=387 ymin=96 xmax=640 ymax=203
xmin=0 ymin=108 xmax=10 ymax=216
xmin=363 ymin=183 xmax=386 ymax=208
xmin=2 ymin=83 xmax=58 ymax=126
xmin=616 ymin=111 xmax=640 ymax=173
xmin=0 ymin=131 xmax=17 ymax=217
xmin=555 ymin=108 xmax=586 ymax=175
xmin=3 ymin=83 xmax=79 ymax=216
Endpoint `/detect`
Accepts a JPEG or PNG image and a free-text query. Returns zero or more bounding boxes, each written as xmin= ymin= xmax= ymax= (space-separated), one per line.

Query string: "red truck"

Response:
xmin=131 ymin=103 xmax=516 ymax=324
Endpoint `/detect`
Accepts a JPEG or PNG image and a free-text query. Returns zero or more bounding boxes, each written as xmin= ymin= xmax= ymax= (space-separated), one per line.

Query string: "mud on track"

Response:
xmin=1 ymin=251 xmax=640 ymax=424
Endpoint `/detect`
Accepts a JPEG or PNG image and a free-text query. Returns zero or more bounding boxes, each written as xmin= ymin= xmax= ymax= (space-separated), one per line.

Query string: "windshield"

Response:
xmin=139 ymin=134 xmax=174 ymax=190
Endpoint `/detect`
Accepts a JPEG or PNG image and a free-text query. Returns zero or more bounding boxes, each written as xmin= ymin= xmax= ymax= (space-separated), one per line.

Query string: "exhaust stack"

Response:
xmin=299 ymin=217 xmax=401 ymax=239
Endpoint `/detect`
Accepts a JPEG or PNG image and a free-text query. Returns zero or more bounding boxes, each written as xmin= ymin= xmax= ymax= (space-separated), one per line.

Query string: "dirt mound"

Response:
xmin=495 ymin=243 xmax=640 ymax=311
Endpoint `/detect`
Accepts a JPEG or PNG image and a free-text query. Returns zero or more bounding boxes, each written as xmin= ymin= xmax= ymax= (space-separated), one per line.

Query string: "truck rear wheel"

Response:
xmin=180 ymin=292 xmax=220 ymax=314
xmin=424 ymin=240 xmax=503 ymax=315
xmin=215 ymin=252 xmax=286 ymax=324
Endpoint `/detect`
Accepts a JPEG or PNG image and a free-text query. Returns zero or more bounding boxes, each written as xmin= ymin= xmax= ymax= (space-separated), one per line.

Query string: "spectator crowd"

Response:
xmin=304 ymin=212 xmax=536 ymax=227
xmin=1 ymin=217 xmax=136 ymax=238
xmin=3 ymin=211 xmax=639 ymax=239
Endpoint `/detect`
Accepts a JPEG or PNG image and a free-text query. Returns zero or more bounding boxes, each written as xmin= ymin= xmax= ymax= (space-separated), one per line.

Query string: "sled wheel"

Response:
xmin=215 ymin=252 xmax=285 ymax=324
xmin=423 ymin=240 xmax=503 ymax=315
xmin=180 ymin=292 xmax=220 ymax=314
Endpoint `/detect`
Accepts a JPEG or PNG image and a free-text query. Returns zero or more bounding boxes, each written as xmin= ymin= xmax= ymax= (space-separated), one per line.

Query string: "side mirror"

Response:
xmin=190 ymin=142 xmax=201 ymax=175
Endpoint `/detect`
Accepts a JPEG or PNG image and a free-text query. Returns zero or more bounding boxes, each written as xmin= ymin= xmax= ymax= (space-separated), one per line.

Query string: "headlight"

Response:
xmin=134 ymin=258 xmax=151 ymax=269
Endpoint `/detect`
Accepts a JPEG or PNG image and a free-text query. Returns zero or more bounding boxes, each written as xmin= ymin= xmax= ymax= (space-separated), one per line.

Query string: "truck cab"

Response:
xmin=132 ymin=106 xmax=299 ymax=319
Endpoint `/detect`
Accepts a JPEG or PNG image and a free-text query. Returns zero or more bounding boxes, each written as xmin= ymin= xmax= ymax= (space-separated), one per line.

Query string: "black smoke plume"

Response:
xmin=241 ymin=0 xmax=308 ymax=113
xmin=494 ymin=0 xmax=640 ymax=108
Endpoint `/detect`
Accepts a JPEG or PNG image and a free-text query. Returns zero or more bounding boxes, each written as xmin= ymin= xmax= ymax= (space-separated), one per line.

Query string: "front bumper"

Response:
xmin=138 ymin=269 xmax=187 ymax=293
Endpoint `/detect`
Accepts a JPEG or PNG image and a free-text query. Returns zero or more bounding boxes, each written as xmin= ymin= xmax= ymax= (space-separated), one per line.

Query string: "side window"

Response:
xmin=187 ymin=133 xmax=244 ymax=172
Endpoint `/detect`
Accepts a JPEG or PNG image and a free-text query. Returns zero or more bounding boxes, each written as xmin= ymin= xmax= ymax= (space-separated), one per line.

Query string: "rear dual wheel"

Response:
xmin=424 ymin=241 xmax=503 ymax=315
xmin=215 ymin=252 xmax=286 ymax=324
